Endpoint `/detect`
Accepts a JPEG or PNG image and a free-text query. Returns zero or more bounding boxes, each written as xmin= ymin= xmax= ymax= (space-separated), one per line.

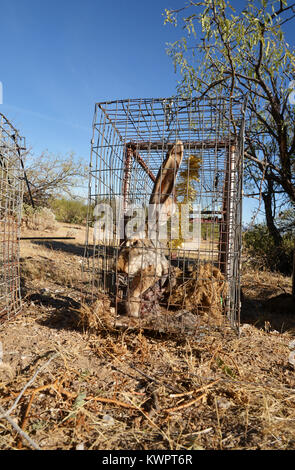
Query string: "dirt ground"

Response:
xmin=0 ymin=222 xmax=294 ymax=450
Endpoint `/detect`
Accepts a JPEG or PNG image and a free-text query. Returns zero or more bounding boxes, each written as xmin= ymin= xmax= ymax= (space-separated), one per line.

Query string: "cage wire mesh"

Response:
xmin=83 ymin=96 xmax=246 ymax=333
xmin=0 ymin=113 xmax=24 ymax=323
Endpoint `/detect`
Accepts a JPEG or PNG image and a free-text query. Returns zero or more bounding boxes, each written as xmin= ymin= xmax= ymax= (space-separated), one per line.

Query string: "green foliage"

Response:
xmin=164 ymin=0 xmax=295 ymax=259
xmin=216 ymin=357 xmax=236 ymax=378
xmin=277 ymin=207 xmax=295 ymax=235
xmin=243 ymin=223 xmax=294 ymax=273
xmin=164 ymin=1 xmax=295 ymax=99
xmin=50 ymin=198 xmax=88 ymax=225
xmin=201 ymin=222 xmax=220 ymax=241
xmin=23 ymin=151 xmax=87 ymax=207
xmin=164 ymin=2 xmax=295 ymax=200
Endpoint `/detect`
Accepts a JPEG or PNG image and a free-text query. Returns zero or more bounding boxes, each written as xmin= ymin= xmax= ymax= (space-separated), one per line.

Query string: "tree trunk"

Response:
xmin=292 ymin=243 xmax=295 ymax=300
xmin=262 ymin=185 xmax=282 ymax=247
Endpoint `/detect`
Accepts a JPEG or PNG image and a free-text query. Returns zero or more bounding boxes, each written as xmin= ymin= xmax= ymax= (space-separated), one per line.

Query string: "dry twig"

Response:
xmin=169 ymin=379 xmax=220 ymax=398
xmin=0 ymin=404 xmax=40 ymax=450
xmin=1 ymin=352 xmax=59 ymax=418
xmin=163 ymin=393 xmax=207 ymax=413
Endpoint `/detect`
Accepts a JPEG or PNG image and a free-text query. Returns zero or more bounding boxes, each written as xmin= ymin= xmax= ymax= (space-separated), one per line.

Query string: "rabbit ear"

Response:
xmin=149 ymin=140 xmax=184 ymax=206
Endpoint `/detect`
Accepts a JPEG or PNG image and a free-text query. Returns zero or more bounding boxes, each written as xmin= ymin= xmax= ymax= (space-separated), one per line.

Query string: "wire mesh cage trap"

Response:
xmin=0 ymin=113 xmax=24 ymax=324
xmin=83 ymin=96 xmax=246 ymax=333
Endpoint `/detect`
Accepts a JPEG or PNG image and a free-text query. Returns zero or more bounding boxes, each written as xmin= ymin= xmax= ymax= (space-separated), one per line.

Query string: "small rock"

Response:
xmin=216 ymin=397 xmax=232 ymax=410
xmin=102 ymin=414 xmax=115 ymax=426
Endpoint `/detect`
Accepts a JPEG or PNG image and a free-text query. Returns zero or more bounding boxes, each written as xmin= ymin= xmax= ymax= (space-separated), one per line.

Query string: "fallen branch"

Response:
xmin=0 ymin=404 xmax=40 ymax=450
xmin=17 ymin=381 xmax=60 ymax=449
xmin=0 ymin=352 xmax=59 ymax=450
xmin=1 ymin=352 xmax=59 ymax=418
xmin=51 ymin=383 xmax=140 ymax=411
xmin=86 ymin=396 xmax=139 ymax=410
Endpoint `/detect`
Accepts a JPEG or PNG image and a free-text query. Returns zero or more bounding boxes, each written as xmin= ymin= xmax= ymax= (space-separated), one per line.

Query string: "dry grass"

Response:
xmin=78 ymin=297 xmax=116 ymax=332
xmin=21 ymin=254 xmax=83 ymax=289
xmin=1 ymin=317 xmax=294 ymax=450
xmin=0 ymin=223 xmax=294 ymax=450
xmin=168 ymin=263 xmax=227 ymax=321
xmin=242 ymin=268 xmax=292 ymax=302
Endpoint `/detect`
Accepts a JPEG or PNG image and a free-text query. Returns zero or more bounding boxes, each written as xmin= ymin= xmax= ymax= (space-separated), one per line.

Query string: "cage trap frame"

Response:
xmin=0 ymin=113 xmax=24 ymax=323
xmin=83 ymin=96 xmax=246 ymax=332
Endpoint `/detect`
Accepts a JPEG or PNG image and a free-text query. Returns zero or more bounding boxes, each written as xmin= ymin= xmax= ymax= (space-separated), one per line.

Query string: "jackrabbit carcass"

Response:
xmin=117 ymin=141 xmax=184 ymax=317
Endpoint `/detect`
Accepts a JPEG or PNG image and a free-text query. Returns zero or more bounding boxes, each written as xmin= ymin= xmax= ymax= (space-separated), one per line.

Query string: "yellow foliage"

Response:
xmin=170 ymin=154 xmax=202 ymax=248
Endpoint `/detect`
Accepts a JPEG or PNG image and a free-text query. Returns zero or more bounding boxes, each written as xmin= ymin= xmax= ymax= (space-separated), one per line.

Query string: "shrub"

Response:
xmin=22 ymin=204 xmax=58 ymax=231
xmin=50 ymin=198 xmax=88 ymax=225
xmin=243 ymin=224 xmax=294 ymax=274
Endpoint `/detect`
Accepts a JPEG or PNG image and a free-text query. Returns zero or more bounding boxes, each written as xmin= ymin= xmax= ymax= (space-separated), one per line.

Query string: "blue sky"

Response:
xmin=0 ymin=0 xmax=181 ymax=159
xmin=0 ymin=0 xmax=294 ymax=222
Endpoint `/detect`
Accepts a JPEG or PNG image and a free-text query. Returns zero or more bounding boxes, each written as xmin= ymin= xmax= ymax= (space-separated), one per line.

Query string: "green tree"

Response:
xmin=50 ymin=198 xmax=88 ymax=224
xmin=23 ymin=151 xmax=87 ymax=207
xmin=165 ymin=0 xmax=295 ymax=199
xmin=164 ymin=0 xmax=295 ymax=272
